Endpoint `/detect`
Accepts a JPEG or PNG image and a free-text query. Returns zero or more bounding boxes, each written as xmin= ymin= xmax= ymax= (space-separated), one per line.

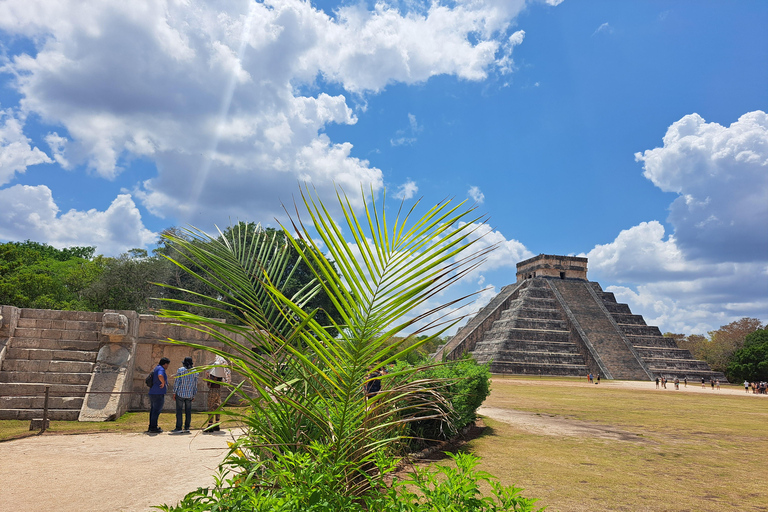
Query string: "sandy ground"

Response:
xmin=1 ymin=379 xmax=763 ymax=511
xmin=0 ymin=429 xmax=236 ymax=512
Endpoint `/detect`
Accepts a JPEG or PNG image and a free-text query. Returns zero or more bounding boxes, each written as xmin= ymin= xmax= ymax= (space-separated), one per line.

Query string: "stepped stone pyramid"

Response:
xmin=434 ymin=255 xmax=725 ymax=382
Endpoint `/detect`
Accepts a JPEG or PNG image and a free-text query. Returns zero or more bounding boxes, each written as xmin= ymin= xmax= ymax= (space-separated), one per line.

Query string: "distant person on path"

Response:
xmin=711 ymin=379 xmax=715 ymax=390
xmin=701 ymin=377 xmax=705 ymax=388
xmin=172 ymin=357 xmax=198 ymax=433
xmin=147 ymin=357 xmax=170 ymax=433
xmin=596 ymin=374 xmax=600 ymax=385
xmin=656 ymin=377 xmax=659 ymax=389
xmin=716 ymin=379 xmax=720 ymax=390
xmin=204 ymin=355 xmax=231 ymax=433
xmin=674 ymin=377 xmax=679 ymax=390
xmin=744 ymin=380 xmax=749 ymax=393
xmin=684 ymin=377 xmax=687 ymax=388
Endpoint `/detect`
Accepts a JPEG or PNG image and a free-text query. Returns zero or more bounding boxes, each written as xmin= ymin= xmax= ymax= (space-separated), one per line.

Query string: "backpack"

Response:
xmin=145 ymin=370 xmax=154 ymax=388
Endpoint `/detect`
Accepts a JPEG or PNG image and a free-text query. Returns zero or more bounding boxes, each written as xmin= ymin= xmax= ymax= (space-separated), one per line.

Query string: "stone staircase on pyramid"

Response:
xmin=0 ymin=308 xmax=103 ymax=420
xmin=589 ymin=283 xmax=726 ymax=382
xmin=470 ymin=279 xmax=589 ymax=376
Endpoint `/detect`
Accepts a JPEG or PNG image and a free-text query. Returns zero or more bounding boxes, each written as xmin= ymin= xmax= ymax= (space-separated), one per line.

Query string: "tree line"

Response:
xmin=0 ymin=223 xmax=338 ymax=329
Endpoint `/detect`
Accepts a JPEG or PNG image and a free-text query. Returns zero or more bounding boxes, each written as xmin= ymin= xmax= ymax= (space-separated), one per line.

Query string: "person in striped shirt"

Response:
xmin=172 ymin=357 xmax=199 ymax=433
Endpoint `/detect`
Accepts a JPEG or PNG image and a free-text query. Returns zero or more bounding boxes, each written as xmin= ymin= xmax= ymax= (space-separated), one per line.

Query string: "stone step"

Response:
xmin=0 ymin=395 xmax=84 ymax=410
xmin=635 ymin=347 xmax=695 ymax=360
xmin=628 ymin=336 xmax=679 ymax=349
xmin=2 ymin=359 xmax=95 ymax=373
xmin=645 ymin=360 xmax=712 ymax=371
xmin=488 ymin=361 xmax=587 ymax=377
xmin=610 ymin=314 xmax=646 ymax=325
xmin=16 ymin=317 xmax=102 ymax=331
xmin=0 ymin=371 xmax=92 ymax=386
xmin=6 ymin=347 xmax=97 ymax=363
xmin=0 ymin=382 xmax=89 ymax=396
xmin=484 ymin=328 xmax=570 ymax=343
xmin=19 ymin=308 xmax=102 ymax=322
xmin=492 ymin=318 xmax=567 ymax=331
xmin=474 ymin=340 xmax=581 ymax=354
xmin=603 ymin=302 xmax=631 ymax=314
xmin=619 ymin=325 xmax=662 ymax=337
xmin=512 ymin=308 xmax=564 ymax=320
xmin=10 ymin=327 xmax=99 ymax=341
xmin=519 ymin=288 xmax=555 ymax=299
xmin=9 ymin=338 xmax=100 ymax=351
xmin=477 ymin=350 xmax=585 ymax=364
xmin=0 ymin=408 xmax=80 ymax=421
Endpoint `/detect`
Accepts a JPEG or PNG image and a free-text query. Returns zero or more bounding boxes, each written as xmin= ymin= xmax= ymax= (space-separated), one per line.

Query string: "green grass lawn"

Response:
xmin=458 ymin=377 xmax=768 ymax=512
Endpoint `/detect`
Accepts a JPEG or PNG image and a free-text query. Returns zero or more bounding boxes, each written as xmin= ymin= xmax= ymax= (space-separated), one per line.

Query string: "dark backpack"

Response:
xmin=145 ymin=370 xmax=154 ymax=388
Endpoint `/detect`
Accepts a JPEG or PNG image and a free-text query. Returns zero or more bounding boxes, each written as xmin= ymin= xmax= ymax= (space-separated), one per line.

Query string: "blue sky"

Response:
xmin=0 ymin=0 xmax=766 ymax=335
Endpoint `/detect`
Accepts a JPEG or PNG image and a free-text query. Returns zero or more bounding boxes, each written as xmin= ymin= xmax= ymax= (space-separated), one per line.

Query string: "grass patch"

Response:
xmin=0 ymin=411 xmax=222 ymax=442
xmin=458 ymin=377 xmax=768 ymax=512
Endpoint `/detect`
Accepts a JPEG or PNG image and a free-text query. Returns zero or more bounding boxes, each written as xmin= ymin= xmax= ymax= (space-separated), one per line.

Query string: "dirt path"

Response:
xmin=0 ymin=429 xmax=236 ymax=512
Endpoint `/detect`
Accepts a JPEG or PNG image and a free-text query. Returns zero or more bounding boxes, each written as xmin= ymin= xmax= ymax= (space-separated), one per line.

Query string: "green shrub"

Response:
xmin=394 ymin=357 xmax=491 ymax=446
xmin=157 ymin=452 xmax=542 ymax=512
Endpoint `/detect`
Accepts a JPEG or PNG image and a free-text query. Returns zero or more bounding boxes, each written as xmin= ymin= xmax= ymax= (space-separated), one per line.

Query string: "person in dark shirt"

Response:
xmin=147 ymin=357 xmax=170 ymax=433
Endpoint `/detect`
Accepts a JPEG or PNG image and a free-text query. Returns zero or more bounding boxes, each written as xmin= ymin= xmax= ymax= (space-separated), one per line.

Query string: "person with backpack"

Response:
xmin=171 ymin=357 xmax=198 ymax=433
xmin=147 ymin=357 xmax=170 ymax=433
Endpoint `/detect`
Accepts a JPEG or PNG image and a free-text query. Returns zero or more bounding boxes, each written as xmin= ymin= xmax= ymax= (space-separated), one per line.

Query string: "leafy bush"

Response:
xmin=157 ymin=452 xmax=543 ymax=512
xmin=394 ymin=357 xmax=491 ymax=446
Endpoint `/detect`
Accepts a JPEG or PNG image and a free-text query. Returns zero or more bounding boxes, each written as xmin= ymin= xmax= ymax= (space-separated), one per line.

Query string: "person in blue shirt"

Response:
xmin=147 ymin=357 xmax=170 ymax=433
xmin=172 ymin=357 xmax=199 ymax=433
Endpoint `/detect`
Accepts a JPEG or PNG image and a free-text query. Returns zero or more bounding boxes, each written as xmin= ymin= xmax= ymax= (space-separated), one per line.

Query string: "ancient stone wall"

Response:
xmin=0 ymin=306 xmax=249 ymax=422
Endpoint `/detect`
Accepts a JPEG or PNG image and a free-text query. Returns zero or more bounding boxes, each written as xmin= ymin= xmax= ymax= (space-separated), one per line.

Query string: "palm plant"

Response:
xmin=158 ymin=185 xmax=494 ymax=498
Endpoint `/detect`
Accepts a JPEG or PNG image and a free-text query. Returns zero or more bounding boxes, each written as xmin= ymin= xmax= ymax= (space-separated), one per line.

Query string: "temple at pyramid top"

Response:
xmin=516 ymin=254 xmax=588 ymax=282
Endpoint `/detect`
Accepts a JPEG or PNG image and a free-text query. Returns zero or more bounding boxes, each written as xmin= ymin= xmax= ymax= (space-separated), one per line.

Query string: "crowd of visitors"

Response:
xmin=145 ymin=355 xmax=231 ymax=434
xmin=746 ymin=380 xmax=768 ymax=394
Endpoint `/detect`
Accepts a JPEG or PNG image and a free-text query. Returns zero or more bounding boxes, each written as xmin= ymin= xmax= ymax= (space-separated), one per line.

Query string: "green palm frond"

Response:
xmin=158 ymin=185 xmax=495 ymax=497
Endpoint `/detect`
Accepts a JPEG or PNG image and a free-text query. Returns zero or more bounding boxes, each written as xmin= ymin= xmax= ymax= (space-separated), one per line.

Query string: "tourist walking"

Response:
xmin=655 ymin=377 xmax=659 ymax=389
xmin=701 ymin=377 xmax=705 ymax=388
xmin=172 ymin=357 xmax=198 ymax=433
xmin=204 ymin=354 xmax=231 ymax=433
xmin=147 ymin=357 xmax=170 ymax=433
xmin=596 ymin=374 xmax=600 ymax=385
xmin=684 ymin=377 xmax=687 ymax=388
xmin=711 ymin=379 xmax=715 ymax=390
xmin=745 ymin=380 xmax=749 ymax=393
xmin=716 ymin=379 xmax=720 ymax=390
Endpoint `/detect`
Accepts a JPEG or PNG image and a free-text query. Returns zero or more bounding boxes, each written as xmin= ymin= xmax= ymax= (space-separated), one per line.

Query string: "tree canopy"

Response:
xmin=726 ymin=328 xmax=768 ymax=382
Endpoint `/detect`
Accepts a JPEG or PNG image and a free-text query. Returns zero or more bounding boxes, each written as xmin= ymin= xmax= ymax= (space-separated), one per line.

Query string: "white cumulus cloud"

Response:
xmin=394 ymin=180 xmax=418 ymax=200
xmin=635 ymin=110 xmax=768 ymax=262
xmin=0 ymin=109 xmax=52 ymax=185
xmin=586 ymin=110 xmax=768 ymax=333
xmin=0 ymin=184 xmax=156 ymax=255
xmin=468 ymin=185 xmax=485 ymax=204
xmin=0 ymin=0 xmax=534 ymax=230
